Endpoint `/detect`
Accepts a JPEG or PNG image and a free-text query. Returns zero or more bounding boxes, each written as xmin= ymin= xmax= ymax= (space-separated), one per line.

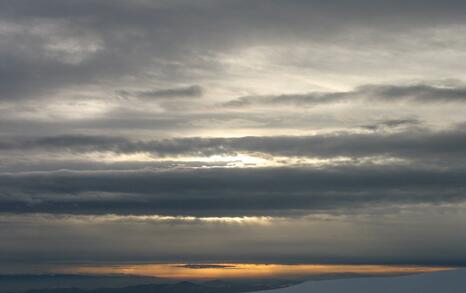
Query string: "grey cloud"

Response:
xmin=2 ymin=127 xmax=465 ymax=160
xmin=117 ymin=85 xmax=203 ymax=100
xmin=2 ymin=1 xmax=466 ymax=101
xmin=360 ymin=84 xmax=466 ymax=102
xmin=4 ymin=1 xmax=466 ymax=31
xmin=0 ymin=166 xmax=465 ymax=216
xmin=223 ymin=84 xmax=466 ymax=107
xmin=1 ymin=208 xmax=466 ymax=265
xmin=0 ymin=112 xmax=265 ymax=136
xmin=361 ymin=118 xmax=420 ymax=130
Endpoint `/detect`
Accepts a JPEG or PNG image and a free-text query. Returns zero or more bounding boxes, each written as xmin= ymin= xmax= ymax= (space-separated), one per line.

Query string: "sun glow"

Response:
xmin=59 ymin=263 xmax=451 ymax=280
xmin=90 ymin=214 xmax=273 ymax=225
xmin=85 ymin=151 xmax=407 ymax=169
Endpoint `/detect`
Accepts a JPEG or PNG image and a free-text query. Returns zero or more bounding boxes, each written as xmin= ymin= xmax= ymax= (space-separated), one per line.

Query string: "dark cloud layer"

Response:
xmin=2 ymin=127 xmax=465 ymax=161
xmin=1 ymin=166 xmax=465 ymax=216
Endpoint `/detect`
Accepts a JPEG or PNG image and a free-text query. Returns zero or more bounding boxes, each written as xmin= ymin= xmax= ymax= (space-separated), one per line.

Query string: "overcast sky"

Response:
xmin=1 ymin=0 xmax=466 ymax=271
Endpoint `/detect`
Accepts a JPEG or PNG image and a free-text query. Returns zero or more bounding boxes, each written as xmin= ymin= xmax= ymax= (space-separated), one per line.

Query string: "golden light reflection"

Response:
xmin=59 ymin=263 xmax=451 ymax=280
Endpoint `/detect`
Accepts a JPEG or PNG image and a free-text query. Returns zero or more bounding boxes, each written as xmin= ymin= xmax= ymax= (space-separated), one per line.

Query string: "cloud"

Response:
xmin=2 ymin=127 xmax=465 ymax=161
xmin=2 ymin=207 xmax=466 ymax=265
xmin=2 ymin=1 xmax=466 ymax=101
xmin=361 ymin=118 xmax=420 ymax=130
xmin=0 ymin=166 xmax=465 ymax=216
xmin=117 ymin=85 xmax=203 ymax=100
xmin=223 ymin=84 xmax=466 ymax=108
xmin=175 ymin=264 xmax=236 ymax=269
xmin=1 ymin=0 xmax=466 ymax=268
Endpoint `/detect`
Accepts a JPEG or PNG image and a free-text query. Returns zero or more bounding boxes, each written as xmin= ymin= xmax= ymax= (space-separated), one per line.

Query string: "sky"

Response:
xmin=1 ymin=0 xmax=466 ymax=274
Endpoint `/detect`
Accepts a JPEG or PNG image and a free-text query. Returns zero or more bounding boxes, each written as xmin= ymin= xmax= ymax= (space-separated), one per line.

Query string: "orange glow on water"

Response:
xmin=59 ymin=263 xmax=451 ymax=280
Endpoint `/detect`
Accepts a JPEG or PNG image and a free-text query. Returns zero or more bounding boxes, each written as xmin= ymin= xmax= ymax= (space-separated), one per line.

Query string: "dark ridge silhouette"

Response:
xmin=16 ymin=279 xmax=296 ymax=293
